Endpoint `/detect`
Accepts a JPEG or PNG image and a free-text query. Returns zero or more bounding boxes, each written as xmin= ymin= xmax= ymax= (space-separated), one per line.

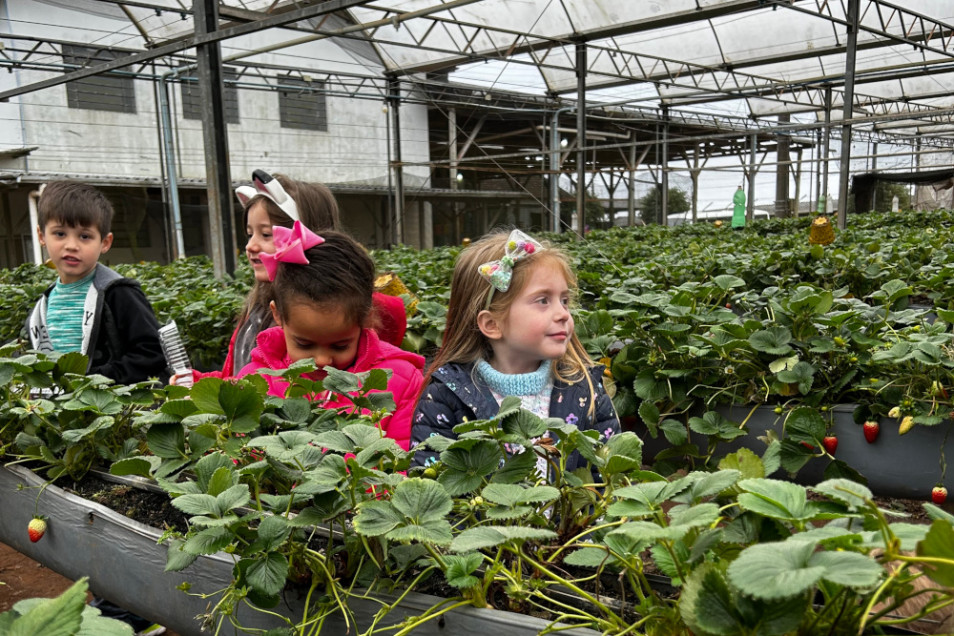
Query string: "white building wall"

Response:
xmin=0 ymin=1 xmax=431 ymax=191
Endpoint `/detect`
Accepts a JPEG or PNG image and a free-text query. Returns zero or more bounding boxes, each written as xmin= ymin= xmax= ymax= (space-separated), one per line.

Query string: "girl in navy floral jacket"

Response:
xmin=411 ymin=229 xmax=620 ymax=471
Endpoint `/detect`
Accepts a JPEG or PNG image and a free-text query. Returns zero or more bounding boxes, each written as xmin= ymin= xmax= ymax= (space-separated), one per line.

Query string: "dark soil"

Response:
xmin=871 ymin=495 xmax=939 ymax=524
xmin=66 ymin=473 xmax=190 ymax=534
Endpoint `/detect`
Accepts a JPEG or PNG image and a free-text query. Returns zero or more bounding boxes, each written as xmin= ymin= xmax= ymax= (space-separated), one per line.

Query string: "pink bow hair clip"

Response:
xmin=478 ymin=229 xmax=543 ymax=293
xmin=259 ymin=221 xmax=324 ymax=281
xmin=235 ymin=169 xmax=299 ymax=221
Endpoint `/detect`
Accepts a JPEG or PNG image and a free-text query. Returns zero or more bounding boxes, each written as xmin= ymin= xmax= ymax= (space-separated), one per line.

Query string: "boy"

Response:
xmin=24 ymin=180 xmax=166 ymax=385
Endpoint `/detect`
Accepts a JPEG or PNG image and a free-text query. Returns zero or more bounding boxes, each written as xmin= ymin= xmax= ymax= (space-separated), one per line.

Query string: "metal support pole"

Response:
xmin=388 ymin=77 xmax=404 ymax=245
xmin=158 ymin=72 xmax=185 ymax=260
xmin=383 ymin=103 xmax=393 ymax=241
xmin=449 ymin=107 xmax=460 ymax=243
xmin=794 ymin=148 xmax=803 ymax=216
xmin=822 ymin=87 xmax=832 ymax=215
xmin=775 ymin=113 xmax=790 ymax=217
xmin=747 ymin=133 xmax=756 ymax=221
xmin=690 ymin=144 xmax=700 ymax=223
xmin=575 ymin=42 xmax=587 ymax=238
xmin=194 ymin=0 xmax=235 ymax=276
xmin=813 ymin=128 xmax=821 ymax=214
xmin=549 ymin=110 xmax=563 ymax=233
xmin=836 ymin=0 xmax=860 ymax=229
xmin=628 ymin=140 xmax=637 ymax=226
xmin=661 ymin=107 xmax=669 ymax=226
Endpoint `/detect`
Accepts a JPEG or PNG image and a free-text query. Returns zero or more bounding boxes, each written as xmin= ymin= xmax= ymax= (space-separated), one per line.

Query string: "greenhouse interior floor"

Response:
xmin=0 ymin=541 xmax=182 ymax=635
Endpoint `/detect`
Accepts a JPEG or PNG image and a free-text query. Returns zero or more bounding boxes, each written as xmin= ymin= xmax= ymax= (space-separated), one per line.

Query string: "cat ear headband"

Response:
xmin=259 ymin=221 xmax=324 ymax=281
xmin=477 ymin=229 xmax=543 ymax=300
xmin=235 ymin=169 xmax=300 ymax=222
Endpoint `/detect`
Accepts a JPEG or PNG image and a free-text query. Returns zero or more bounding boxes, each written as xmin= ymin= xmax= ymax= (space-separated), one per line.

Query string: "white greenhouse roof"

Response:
xmin=2 ymin=0 xmax=953 ymax=143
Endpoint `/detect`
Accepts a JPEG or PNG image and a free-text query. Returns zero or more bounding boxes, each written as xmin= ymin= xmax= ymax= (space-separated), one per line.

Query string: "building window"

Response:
xmin=180 ymin=69 xmax=240 ymax=123
xmin=62 ymin=44 xmax=136 ymax=113
xmin=278 ymin=75 xmax=327 ymax=131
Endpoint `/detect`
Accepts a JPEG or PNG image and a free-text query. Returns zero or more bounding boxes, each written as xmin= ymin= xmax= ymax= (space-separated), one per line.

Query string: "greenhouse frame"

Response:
xmin=0 ymin=0 xmax=952 ymax=272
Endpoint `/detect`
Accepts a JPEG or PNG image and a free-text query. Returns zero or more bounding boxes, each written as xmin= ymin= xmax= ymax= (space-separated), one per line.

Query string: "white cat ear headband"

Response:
xmin=235 ymin=169 xmax=299 ymax=222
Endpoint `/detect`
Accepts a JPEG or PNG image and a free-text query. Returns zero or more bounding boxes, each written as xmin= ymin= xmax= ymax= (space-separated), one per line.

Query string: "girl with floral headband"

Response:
xmin=237 ymin=221 xmax=425 ymax=450
xmin=171 ymin=170 xmax=407 ymax=384
xmin=410 ymin=228 xmax=619 ymax=470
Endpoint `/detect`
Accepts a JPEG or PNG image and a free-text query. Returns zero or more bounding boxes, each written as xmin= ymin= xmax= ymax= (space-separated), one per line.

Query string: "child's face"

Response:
xmin=245 ymin=201 xmax=275 ymax=283
xmin=37 ymin=222 xmax=112 ymax=284
xmin=271 ymin=299 xmax=362 ymax=373
xmin=494 ymin=263 xmax=573 ymax=374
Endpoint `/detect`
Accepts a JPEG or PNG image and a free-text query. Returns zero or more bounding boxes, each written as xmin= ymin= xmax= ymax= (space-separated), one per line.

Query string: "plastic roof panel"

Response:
xmin=6 ymin=0 xmax=954 ymax=145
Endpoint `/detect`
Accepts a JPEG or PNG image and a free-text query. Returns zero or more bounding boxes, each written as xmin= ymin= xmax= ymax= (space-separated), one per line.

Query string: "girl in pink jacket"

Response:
xmin=237 ymin=222 xmax=424 ymax=451
xmin=173 ymin=170 xmax=408 ymax=386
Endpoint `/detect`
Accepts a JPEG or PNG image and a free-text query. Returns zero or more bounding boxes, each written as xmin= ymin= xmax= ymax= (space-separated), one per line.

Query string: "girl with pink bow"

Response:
xmin=237 ymin=221 xmax=425 ymax=451
xmin=171 ymin=170 xmax=408 ymax=385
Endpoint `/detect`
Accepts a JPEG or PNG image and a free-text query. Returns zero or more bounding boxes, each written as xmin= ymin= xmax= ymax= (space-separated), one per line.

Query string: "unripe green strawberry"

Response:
xmin=822 ymin=435 xmax=838 ymax=455
xmin=863 ymin=420 xmax=880 ymax=443
xmin=932 ymin=485 xmax=948 ymax=505
xmin=899 ymin=415 xmax=916 ymax=435
xmin=888 ymin=406 xmax=902 ymax=419
xmin=28 ymin=516 xmax=47 ymax=543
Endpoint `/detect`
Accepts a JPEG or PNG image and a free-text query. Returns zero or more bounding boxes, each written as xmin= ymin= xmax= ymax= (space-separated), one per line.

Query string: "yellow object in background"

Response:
xmin=599 ymin=357 xmax=613 ymax=379
xmin=374 ymin=272 xmax=419 ymax=316
xmin=809 ymin=215 xmax=835 ymax=245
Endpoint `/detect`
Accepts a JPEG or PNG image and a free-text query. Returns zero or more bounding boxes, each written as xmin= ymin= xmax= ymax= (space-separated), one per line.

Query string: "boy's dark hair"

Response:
xmin=271 ymin=231 xmax=375 ymax=327
xmin=37 ymin=181 xmax=114 ymax=237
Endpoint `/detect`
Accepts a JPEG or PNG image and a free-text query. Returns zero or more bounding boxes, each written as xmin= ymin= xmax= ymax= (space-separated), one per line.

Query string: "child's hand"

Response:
xmin=170 ymin=372 xmax=194 ymax=388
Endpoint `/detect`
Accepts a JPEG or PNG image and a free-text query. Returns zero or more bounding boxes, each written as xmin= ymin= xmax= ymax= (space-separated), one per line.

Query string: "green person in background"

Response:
xmin=731 ymin=185 xmax=746 ymax=229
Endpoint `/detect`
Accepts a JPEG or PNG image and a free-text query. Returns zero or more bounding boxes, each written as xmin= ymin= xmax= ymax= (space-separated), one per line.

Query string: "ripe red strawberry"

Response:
xmin=28 ymin=516 xmax=47 ymax=543
xmin=863 ymin=420 xmax=880 ymax=444
xmin=822 ymin=435 xmax=838 ymax=455
xmin=799 ymin=441 xmax=815 ymax=451
xmin=932 ymin=485 xmax=948 ymax=505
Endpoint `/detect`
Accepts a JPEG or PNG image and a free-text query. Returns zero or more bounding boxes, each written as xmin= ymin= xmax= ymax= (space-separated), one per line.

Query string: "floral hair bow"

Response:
xmin=478 ymin=229 xmax=543 ymax=293
xmin=260 ymin=221 xmax=324 ymax=281
xmin=235 ymin=169 xmax=299 ymax=222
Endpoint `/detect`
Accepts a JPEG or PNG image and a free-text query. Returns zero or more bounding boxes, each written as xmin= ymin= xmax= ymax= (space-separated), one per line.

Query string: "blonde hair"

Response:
xmin=426 ymin=228 xmax=597 ymax=405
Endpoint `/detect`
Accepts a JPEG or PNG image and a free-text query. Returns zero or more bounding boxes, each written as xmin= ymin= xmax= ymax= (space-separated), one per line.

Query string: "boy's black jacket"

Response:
xmin=24 ymin=264 xmax=166 ymax=384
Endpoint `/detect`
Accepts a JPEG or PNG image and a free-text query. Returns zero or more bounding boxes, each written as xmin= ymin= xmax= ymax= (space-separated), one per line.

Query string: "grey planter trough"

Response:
xmin=0 ymin=463 xmax=599 ymax=636
xmin=716 ymin=404 xmax=953 ymax=499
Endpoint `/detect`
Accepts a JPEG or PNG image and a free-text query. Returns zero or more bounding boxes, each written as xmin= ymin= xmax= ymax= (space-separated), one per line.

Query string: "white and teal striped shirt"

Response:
xmin=46 ymin=271 xmax=96 ymax=353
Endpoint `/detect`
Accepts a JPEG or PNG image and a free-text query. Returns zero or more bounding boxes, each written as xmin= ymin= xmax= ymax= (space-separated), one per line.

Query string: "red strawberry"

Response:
xmin=28 ymin=516 xmax=47 ymax=543
xmin=932 ymin=485 xmax=948 ymax=505
xmin=863 ymin=420 xmax=880 ymax=444
xmin=799 ymin=441 xmax=815 ymax=451
xmin=822 ymin=435 xmax=838 ymax=455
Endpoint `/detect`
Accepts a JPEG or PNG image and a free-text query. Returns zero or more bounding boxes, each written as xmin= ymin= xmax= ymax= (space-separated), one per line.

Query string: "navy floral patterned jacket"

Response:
xmin=410 ymin=361 xmax=621 ymax=471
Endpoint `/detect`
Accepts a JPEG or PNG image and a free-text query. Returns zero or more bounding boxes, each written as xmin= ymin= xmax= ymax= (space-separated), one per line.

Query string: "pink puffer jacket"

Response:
xmin=237 ymin=326 xmax=424 ymax=450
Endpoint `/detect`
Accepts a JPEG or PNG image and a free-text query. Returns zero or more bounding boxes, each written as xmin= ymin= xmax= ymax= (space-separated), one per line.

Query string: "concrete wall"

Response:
xmin=0 ymin=1 xmax=432 ymax=263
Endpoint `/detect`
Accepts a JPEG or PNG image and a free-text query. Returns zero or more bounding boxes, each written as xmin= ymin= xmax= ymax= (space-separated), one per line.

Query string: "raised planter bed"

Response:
xmin=0 ymin=464 xmax=599 ymax=636
xmin=640 ymin=404 xmax=954 ymax=499
xmin=716 ymin=404 xmax=954 ymax=499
